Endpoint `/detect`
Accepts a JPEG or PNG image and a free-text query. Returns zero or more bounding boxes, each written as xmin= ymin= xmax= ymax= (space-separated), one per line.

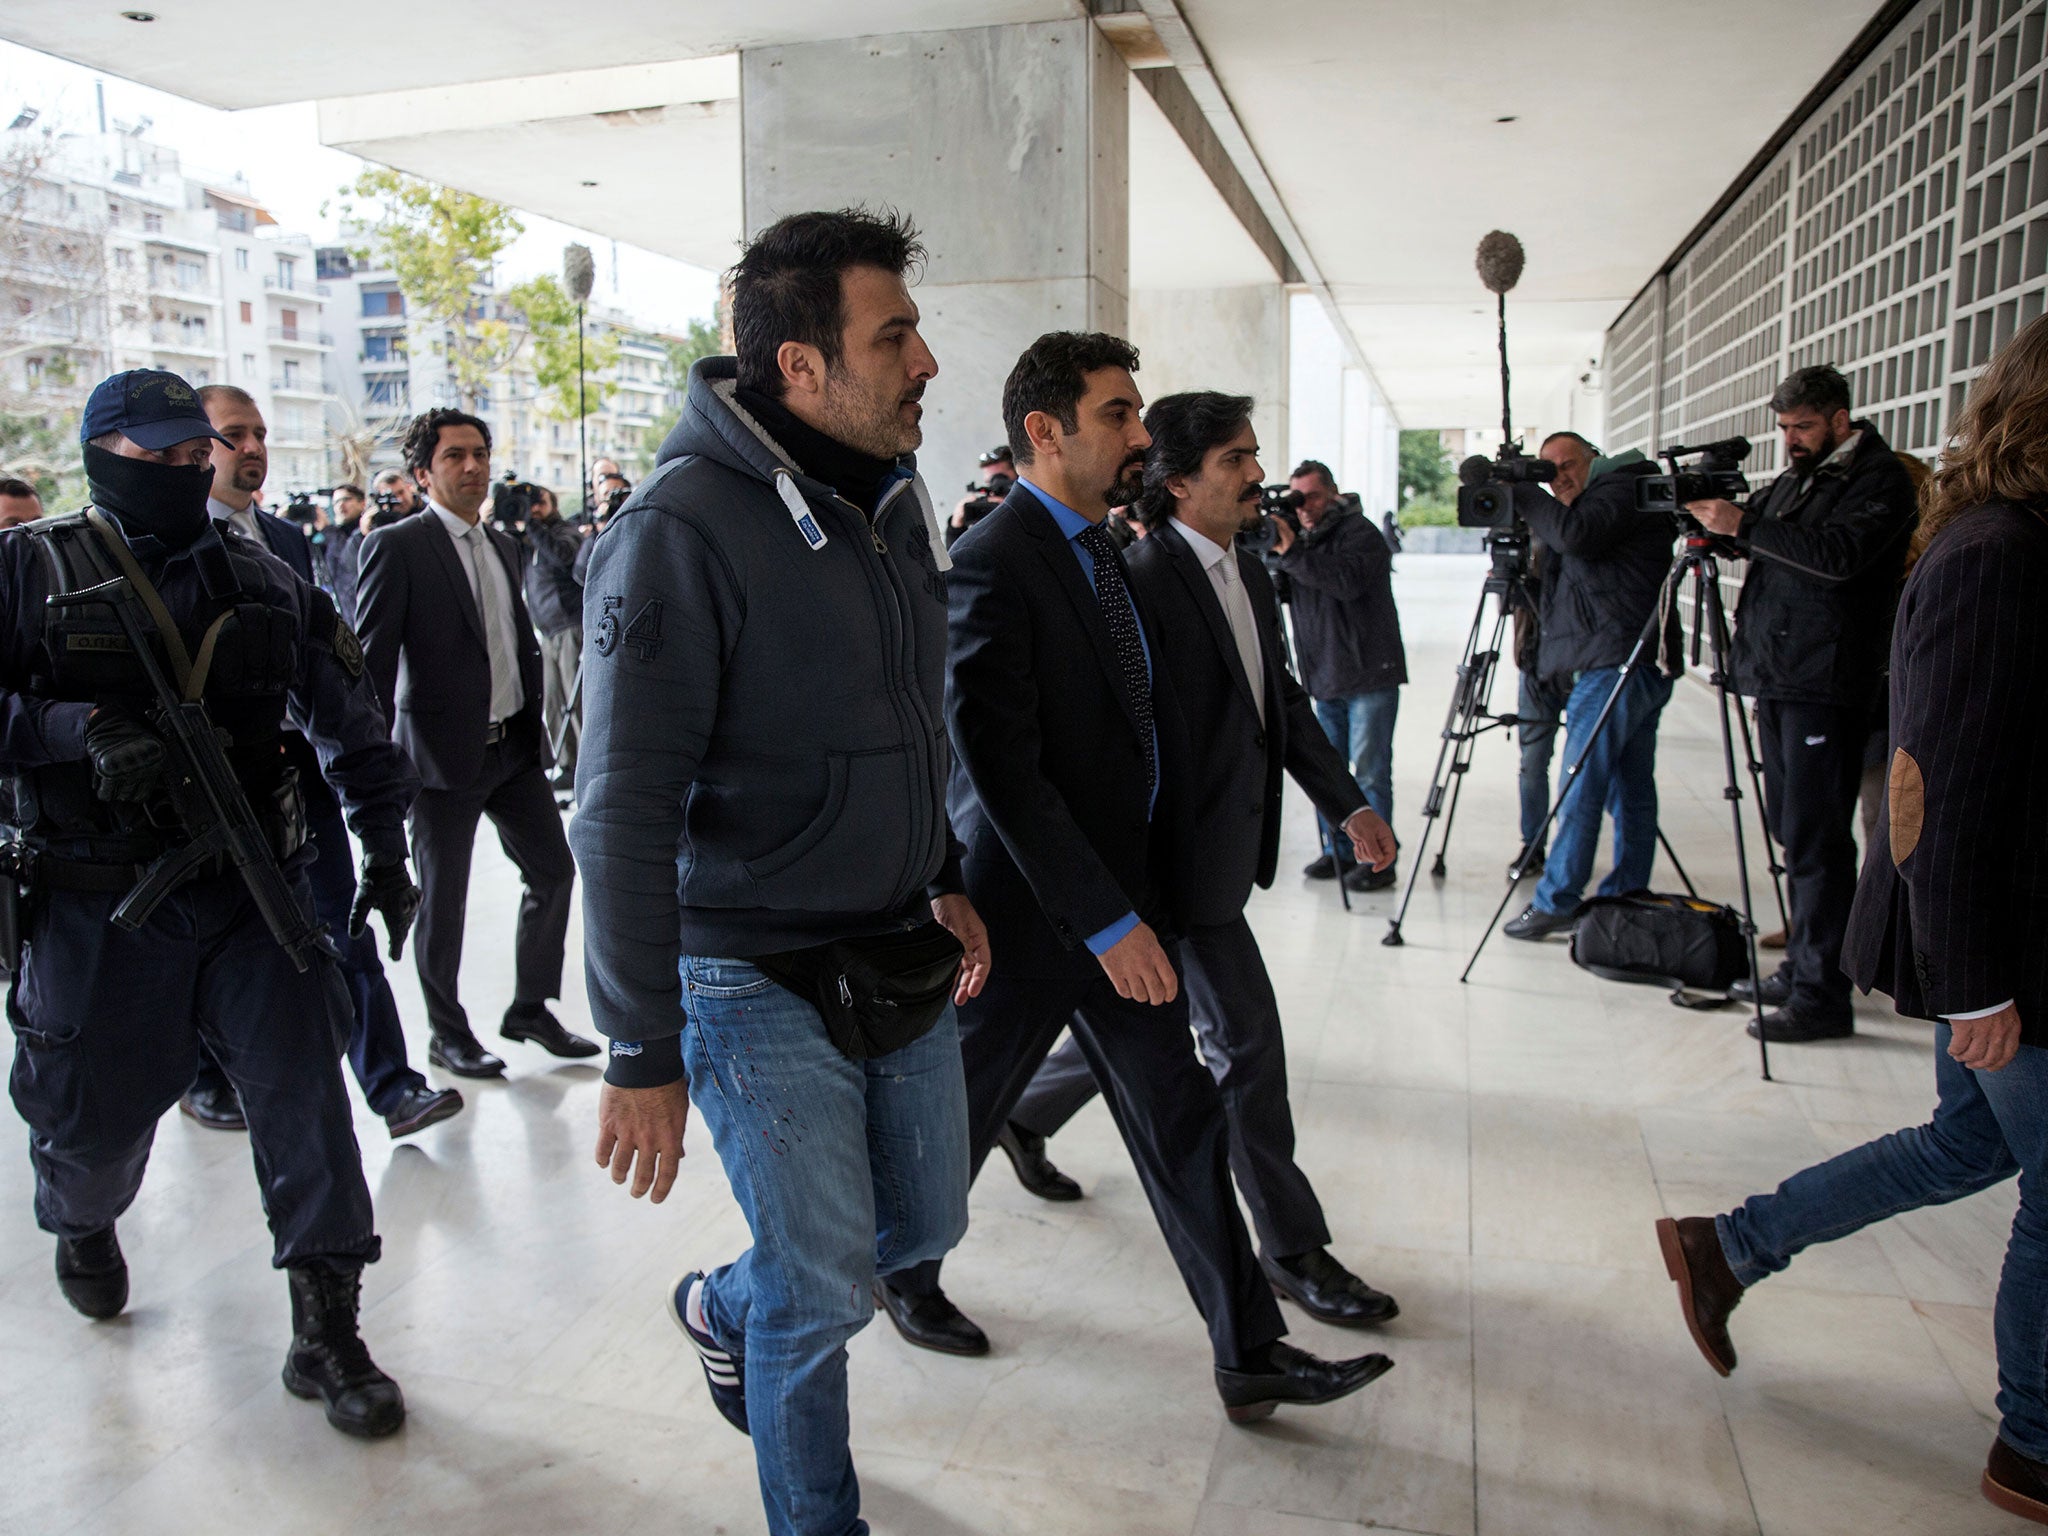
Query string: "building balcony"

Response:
xmin=266 ymin=326 xmax=334 ymax=349
xmin=149 ymin=324 xmax=220 ymax=353
xmin=271 ymin=376 xmax=328 ymax=398
xmin=359 ymin=352 xmax=409 ymax=371
xmin=146 ymin=279 xmax=219 ymax=303
xmin=264 ymin=277 xmax=332 ymax=299
xmin=141 ymin=229 xmax=218 ymax=257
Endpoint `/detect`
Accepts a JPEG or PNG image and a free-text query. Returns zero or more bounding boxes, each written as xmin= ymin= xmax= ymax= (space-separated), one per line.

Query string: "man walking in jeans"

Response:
xmin=573 ymin=208 xmax=989 ymax=1536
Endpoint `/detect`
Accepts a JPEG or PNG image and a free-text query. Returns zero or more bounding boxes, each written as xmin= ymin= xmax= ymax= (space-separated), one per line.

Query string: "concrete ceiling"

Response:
xmin=1 ymin=0 xmax=1886 ymax=425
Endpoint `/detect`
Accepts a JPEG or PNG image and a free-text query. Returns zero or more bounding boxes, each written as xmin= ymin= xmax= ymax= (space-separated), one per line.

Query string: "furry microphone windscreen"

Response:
xmin=1475 ymin=231 xmax=1525 ymax=296
xmin=563 ymin=243 xmax=596 ymax=305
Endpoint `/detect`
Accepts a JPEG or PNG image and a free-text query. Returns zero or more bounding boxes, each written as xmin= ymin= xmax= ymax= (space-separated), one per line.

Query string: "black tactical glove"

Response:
xmin=349 ymin=854 xmax=422 ymax=961
xmin=84 ymin=703 xmax=168 ymax=802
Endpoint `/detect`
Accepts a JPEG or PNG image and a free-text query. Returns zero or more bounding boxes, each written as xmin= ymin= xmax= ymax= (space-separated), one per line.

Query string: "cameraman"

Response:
xmin=522 ymin=485 xmax=585 ymax=790
xmin=1687 ymin=365 xmax=1917 ymax=1042
xmin=1505 ymin=437 xmax=1675 ymax=941
xmin=574 ymin=471 xmax=628 ymax=587
xmin=1272 ymin=459 xmax=1406 ymax=892
xmin=949 ymin=443 xmax=1014 ymax=548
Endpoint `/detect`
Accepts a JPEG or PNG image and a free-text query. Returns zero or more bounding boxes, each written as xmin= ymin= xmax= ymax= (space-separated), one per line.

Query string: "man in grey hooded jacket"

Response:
xmin=570 ymin=208 xmax=988 ymax=1536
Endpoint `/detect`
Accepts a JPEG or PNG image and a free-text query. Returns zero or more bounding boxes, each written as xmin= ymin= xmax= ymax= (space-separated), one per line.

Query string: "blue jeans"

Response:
xmin=1717 ymin=1026 xmax=2048 ymax=1460
xmin=679 ymin=955 xmax=971 ymax=1536
xmin=1315 ymin=688 xmax=1399 ymax=854
xmin=1532 ymin=665 xmax=1672 ymax=915
xmin=1517 ymin=671 xmax=1567 ymax=850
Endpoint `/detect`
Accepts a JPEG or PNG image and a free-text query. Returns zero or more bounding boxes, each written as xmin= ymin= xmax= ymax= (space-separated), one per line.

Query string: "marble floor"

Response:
xmin=0 ymin=553 xmax=2020 ymax=1536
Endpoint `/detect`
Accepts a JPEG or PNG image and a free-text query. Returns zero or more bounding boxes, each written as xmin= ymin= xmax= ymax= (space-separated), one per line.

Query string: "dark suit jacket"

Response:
xmin=1844 ymin=502 xmax=2048 ymax=1045
xmin=945 ymin=483 xmax=1187 ymax=979
xmin=356 ymin=508 xmax=547 ymax=792
xmin=1126 ymin=521 xmax=1367 ymax=927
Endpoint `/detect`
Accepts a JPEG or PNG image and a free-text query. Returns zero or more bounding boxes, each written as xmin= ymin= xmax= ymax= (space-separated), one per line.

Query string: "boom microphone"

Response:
xmin=563 ymin=243 xmax=595 ymax=304
xmin=1475 ymin=230 xmax=1525 ymax=296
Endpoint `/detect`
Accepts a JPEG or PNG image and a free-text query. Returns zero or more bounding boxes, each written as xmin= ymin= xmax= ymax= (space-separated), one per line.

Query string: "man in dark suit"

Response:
xmin=180 ymin=386 xmax=461 ymax=1139
xmin=357 ymin=408 xmax=595 ymax=1078
xmin=1654 ymin=314 xmax=2048 ymax=1524
xmin=999 ymin=391 xmax=1401 ymax=1327
xmin=877 ymin=333 xmax=1392 ymax=1424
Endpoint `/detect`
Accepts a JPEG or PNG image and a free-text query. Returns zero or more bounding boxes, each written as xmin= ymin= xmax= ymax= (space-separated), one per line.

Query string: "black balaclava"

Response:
xmin=84 ymin=442 xmax=215 ymax=549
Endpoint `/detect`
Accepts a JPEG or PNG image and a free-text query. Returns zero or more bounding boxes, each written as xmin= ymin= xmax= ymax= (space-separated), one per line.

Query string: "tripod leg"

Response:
xmin=1656 ymin=829 xmax=1699 ymax=898
xmin=1699 ymin=570 xmax=1772 ymax=1081
xmin=1464 ymin=561 xmax=1681 ymax=981
xmin=1731 ymin=695 xmax=1790 ymax=935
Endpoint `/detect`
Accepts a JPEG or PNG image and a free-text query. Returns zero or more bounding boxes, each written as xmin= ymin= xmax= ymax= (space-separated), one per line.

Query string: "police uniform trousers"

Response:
xmin=8 ymin=868 xmax=378 ymax=1266
xmin=191 ymin=792 xmax=427 ymax=1117
xmin=885 ymin=941 xmax=1286 ymax=1371
xmin=1009 ymin=915 xmax=1331 ymax=1260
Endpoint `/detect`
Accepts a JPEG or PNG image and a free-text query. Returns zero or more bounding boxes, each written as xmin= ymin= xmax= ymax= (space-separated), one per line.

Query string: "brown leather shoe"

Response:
xmin=1656 ymin=1216 xmax=1742 ymax=1376
xmin=1985 ymin=1437 xmax=2048 ymax=1524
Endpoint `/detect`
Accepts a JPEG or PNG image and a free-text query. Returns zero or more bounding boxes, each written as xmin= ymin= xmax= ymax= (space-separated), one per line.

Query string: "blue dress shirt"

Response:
xmin=1019 ymin=477 xmax=1155 ymax=956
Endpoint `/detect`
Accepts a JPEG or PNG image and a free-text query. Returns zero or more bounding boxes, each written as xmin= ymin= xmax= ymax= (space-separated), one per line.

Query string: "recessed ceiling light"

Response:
xmin=580 ymin=179 xmax=599 ymax=187
xmin=1495 ymin=115 xmax=1518 ymax=123
xmin=120 ymin=9 xmax=156 ymax=19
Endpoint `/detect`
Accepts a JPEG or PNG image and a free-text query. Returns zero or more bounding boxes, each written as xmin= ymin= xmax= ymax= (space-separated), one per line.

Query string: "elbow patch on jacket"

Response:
xmin=1888 ymin=747 xmax=1924 ymax=864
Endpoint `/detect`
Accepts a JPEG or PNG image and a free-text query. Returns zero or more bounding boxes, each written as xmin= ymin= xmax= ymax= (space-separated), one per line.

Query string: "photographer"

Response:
xmin=948 ymin=443 xmax=1014 ymax=548
xmin=1686 ymin=366 xmax=1917 ymax=1042
xmin=574 ymin=471 xmax=628 ymax=587
xmin=521 ymin=484 xmax=585 ymax=790
xmin=1272 ymin=459 xmax=1406 ymax=892
xmin=1504 ymin=438 xmax=1675 ymax=941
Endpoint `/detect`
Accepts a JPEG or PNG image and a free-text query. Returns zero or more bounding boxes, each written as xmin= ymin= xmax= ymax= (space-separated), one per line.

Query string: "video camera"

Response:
xmin=282 ymin=487 xmax=336 ymax=527
xmin=1636 ymin=437 xmax=1753 ymax=535
xmin=1236 ymin=484 xmax=1307 ymax=558
xmin=492 ymin=472 xmax=539 ymax=531
xmin=1455 ymin=446 xmax=1555 ymax=528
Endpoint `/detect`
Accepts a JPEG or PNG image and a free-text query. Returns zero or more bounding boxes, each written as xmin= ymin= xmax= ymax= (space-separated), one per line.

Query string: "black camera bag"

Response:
xmin=1569 ymin=892 xmax=1748 ymax=1009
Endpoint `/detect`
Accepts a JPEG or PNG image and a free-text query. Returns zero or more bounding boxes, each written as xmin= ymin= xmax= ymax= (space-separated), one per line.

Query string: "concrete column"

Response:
xmin=1128 ymin=282 xmax=1287 ymax=472
xmin=741 ymin=20 xmax=1128 ymax=496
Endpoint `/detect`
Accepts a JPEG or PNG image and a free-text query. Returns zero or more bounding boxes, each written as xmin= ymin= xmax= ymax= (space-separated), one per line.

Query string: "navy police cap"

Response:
xmin=80 ymin=369 xmax=229 ymax=453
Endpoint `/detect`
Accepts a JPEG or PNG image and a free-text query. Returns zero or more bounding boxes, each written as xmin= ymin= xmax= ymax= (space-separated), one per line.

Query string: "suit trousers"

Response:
xmin=409 ymin=738 xmax=575 ymax=1042
xmin=1009 ymin=916 xmax=1331 ymax=1259
xmin=1756 ymin=698 xmax=1864 ymax=1020
xmin=885 ymin=953 xmax=1286 ymax=1370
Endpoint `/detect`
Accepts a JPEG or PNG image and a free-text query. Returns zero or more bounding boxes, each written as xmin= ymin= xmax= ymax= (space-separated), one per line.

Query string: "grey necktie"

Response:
xmin=464 ymin=524 xmax=513 ymax=720
xmin=1216 ymin=554 xmax=1265 ymax=726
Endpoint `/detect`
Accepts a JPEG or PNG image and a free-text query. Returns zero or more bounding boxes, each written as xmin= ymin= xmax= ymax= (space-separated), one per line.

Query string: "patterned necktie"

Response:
xmin=1075 ymin=522 xmax=1156 ymax=799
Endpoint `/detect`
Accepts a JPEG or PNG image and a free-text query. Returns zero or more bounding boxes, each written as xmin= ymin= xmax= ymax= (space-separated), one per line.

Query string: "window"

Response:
xmin=190 ymin=369 xmax=210 ymax=385
xmin=175 ymin=258 xmax=203 ymax=290
xmin=281 ymin=359 xmax=299 ymax=388
xmin=239 ymin=301 xmax=252 ymax=323
xmin=361 ymin=288 xmax=403 ymax=318
xmin=25 ymin=357 xmax=42 ymax=387
xmin=280 ymin=308 xmax=298 ymax=340
xmin=242 ymin=352 xmax=255 ymax=376
xmin=235 ymin=248 xmax=248 ymax=272
xmin=113 ymin=248 xmax=132 ymax=269
xmin=143 ymin=211 xmax=162 ymax=233
xmin=106 ymin=199 xmax=122 ymax=224
xmin=276 ymin=256 xmax=295 ymax=290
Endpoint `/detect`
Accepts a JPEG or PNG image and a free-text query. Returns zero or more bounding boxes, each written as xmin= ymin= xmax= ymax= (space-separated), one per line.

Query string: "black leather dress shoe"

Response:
xmin=500 ymin=1004 xmax=602 ymax=1059
xmin=384 ymin=1084 xmax=464 ymax=1140
xmin=1343 ymin=860 xmax=1398 ymax=893
xmin=1746 ymin=1007 xmax=1854 ymax=1043
xmin=1302 ymin=854 xmax=1338 ymax=880
xmin=56 ymin=1227 xmax=128 ymax=1320
xmin=1264 ymin=1248 xmax=1399 ymax=1328
xmin=996 ymin=1122 xmax=1083 ymax=1202
xmin=873 ymin=1281 xmax=990 ymax=1356
xmin=1214 ymin=1341 xmax=1394 ymax=1423
xmin=179 ymin=1081 xmax=246 ymax=1131
xmin=428 ymin=1031 xmax=506 ymax=1079
xmin=1504 ymin=902 xmax=1582 ymax=941
xmin=1508 ymin=844 xmax=1546 ymax=880
xmin=1728 ymin=969 xmax=1792 ymax=1007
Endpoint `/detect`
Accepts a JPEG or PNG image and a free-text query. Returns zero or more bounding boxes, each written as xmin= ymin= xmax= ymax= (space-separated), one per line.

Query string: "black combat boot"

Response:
xmin=282 ymin=1266 xmax=406 ymax=1438
xmin=56 ymin=1226 xmax=129 ymax=1319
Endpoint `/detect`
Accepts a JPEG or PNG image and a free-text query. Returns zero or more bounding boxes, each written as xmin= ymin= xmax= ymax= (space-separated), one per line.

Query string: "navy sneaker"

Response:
xmin=667 ymin=1271 xmax=748 ymax=1436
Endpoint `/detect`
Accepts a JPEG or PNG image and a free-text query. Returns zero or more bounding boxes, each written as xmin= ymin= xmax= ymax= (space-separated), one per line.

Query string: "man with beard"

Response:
xmin=178 ymin=385 xmax=461 ymax=1140
xmin=1687 ymin=365 xmax=1918 ymax=1042
xmin=0 ymin=369 xmax=421 ymax=1436
xmin=875 ymin=335 xmax=1396 ymax=1427
xmin=574 ymin=208 xmax=989 ymax=1536
xmin=998 ymin=391 xmax=1404 ymax=1330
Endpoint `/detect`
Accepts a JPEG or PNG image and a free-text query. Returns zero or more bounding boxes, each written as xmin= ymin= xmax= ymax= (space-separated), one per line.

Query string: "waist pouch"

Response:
xmin=1570 ymin=891 xmax=1748 ymax=1009
xmin=753 ymin=920 xmax=964 ymax=1060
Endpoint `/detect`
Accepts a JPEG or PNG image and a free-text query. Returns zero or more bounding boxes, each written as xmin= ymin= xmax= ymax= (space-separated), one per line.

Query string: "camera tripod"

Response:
xmin=1461 ymin=533 xmax=1789 ymax=1080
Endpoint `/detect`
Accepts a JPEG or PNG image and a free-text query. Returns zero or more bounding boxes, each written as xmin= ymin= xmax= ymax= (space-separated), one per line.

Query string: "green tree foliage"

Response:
xmin=340 ymin=169 xmax=526 ymax=396
xmin=663 ymin=309 xmax=723 ymax=394
xmin=1398 ymin=428 xmax=1451 ymax=505
xmin=505 ymin=273 xmax=621 ymax=421
xmin=0 ymin=406 xmax=85 ymax=509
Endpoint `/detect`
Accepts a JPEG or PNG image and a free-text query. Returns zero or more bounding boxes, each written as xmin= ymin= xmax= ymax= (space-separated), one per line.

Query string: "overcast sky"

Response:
xmin=2 ymin=39 xmax=722 ymax=335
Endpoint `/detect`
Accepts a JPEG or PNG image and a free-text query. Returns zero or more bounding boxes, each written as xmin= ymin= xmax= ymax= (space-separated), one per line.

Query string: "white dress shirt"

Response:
xmin=206 ymin=495 xmax=261 ymax=545
xmin=428 ymin=499 xmax=526 ymax=726
xmin=1172 ymin=516 xmax=1265 ymax=726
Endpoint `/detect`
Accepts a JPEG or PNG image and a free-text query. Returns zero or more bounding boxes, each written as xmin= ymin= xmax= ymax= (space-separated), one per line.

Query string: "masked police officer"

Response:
xmin=0 ymin=370 xmax=423 ymax=1438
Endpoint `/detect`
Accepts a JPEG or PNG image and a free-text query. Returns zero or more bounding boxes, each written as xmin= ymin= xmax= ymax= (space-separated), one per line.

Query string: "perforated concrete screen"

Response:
xmin=1605 ymin=0 xmax=2045 ymax=477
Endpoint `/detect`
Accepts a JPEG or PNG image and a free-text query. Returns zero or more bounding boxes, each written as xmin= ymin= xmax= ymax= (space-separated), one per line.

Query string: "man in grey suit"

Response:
xmin=1002 ymin=392 xmax=1402 ymax=1327
xmin=356 ymin=408 xmax=596 ymax=1078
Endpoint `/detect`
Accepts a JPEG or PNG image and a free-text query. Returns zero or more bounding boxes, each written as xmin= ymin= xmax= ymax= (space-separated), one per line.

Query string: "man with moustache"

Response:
xmin=179 ymin=386 xmax=460 ymax=1140
xmin=999 ymin=391 xmax=1404 ymax=1328
xmin=574 ymin=208 xmax=989 ymax=1536
xmin=875 ymin=334 xmax=1395 ymax=1426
